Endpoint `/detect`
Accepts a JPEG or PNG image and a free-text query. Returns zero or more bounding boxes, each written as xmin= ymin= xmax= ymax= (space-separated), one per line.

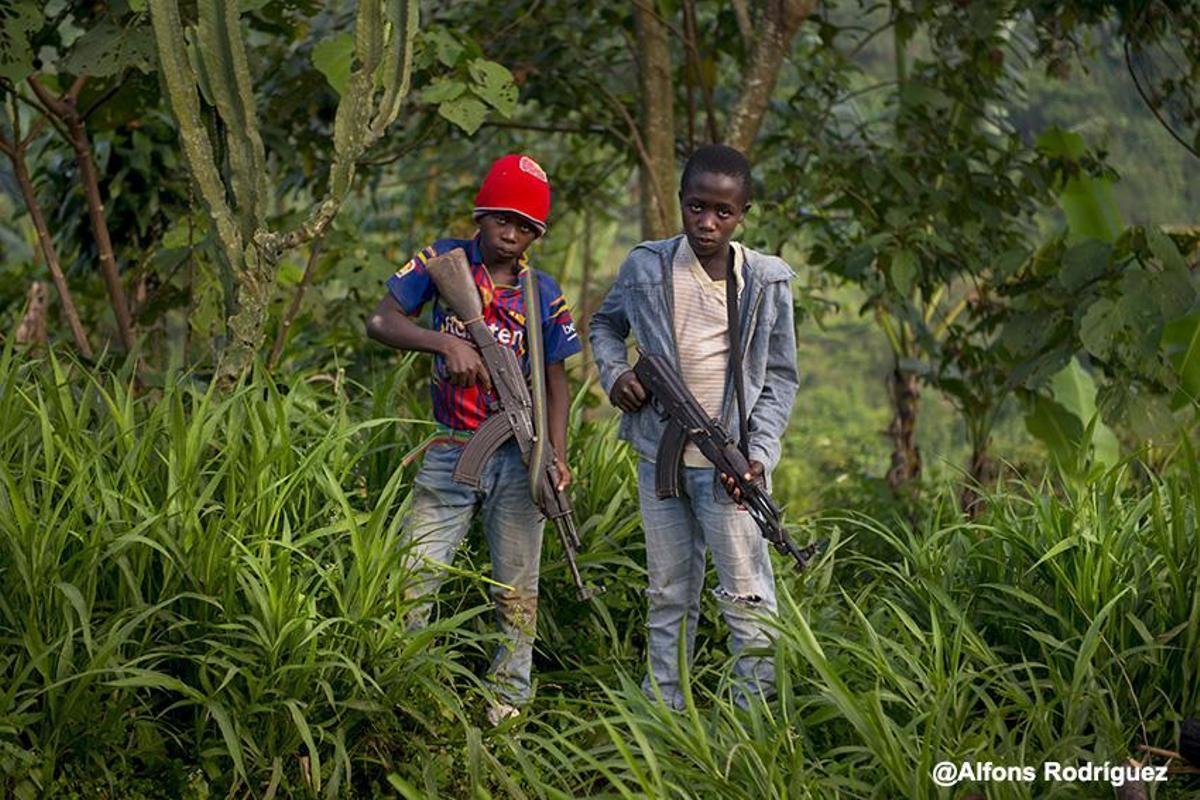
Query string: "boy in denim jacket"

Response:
xmin=589 ymin=145 xmax=799 ymax=709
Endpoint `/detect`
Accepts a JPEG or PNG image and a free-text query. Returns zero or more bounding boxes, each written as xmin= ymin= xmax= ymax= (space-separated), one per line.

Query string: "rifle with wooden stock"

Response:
xmin=425 ymin=249 xmax=601 ymax=601
xmin=632 ymin=349 xmax=822 ymax=571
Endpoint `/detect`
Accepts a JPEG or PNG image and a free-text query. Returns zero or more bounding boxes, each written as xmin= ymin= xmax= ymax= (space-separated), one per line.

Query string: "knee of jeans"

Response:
xmin=712 ymin=585 xmax=766 ymax=607
xmin=493 ymin=588 xmax=539 ymax=630
xmin=645 ymin=584 xmax=689 ymax=608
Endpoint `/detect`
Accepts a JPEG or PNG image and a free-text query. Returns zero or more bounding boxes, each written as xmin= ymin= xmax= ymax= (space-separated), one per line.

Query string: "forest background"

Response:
xmin=1 ymin=1 xmax=1199 ymax=798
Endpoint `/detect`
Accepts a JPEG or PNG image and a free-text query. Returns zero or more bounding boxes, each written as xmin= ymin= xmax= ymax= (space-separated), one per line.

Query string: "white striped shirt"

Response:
xmin=672 ymin=239 xmax=744 ymax=468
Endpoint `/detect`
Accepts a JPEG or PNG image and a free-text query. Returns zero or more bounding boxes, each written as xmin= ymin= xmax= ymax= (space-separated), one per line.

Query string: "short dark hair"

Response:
xmin=680 ymin=144 xmax=752 ymax=203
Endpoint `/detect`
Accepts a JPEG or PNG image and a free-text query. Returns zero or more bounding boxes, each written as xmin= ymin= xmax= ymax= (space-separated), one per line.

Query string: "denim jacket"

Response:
xmin=589 ymin=235 xmax=799 ymax=496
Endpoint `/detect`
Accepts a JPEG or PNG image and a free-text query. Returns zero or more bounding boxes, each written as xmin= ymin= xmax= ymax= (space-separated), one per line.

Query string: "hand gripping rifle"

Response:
xmin=425 ymin=250 xmax=602 ymax=601
xmin=631 ymin=349 xmax=821 ymax=571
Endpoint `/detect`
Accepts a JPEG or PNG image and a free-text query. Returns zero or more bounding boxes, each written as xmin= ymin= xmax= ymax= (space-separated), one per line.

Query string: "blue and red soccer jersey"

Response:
xmin=387 ymin=236 xmax=582 ymax=431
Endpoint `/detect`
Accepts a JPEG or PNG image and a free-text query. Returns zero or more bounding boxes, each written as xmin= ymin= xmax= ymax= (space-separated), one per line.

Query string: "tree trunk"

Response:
xmin=67 ymin=118 xmax=136 ymax=350
xmin=578 ymin=210 xmax=595 ymax=363
xmin=220 ymin=244 xmax=277 ymax=383
xmin=885 ymin=364 xmax=922 ymax=490
xmin=633 ymin=0 xmax=678 ymax=240
xmin=960 ymin=437 xmax=997 ymax=518
xmin=150 ymin=0 xmax=419 ymax=385
xmin=28 ymin=76 xmax=136 ymax=352
xmin=8 ymin=149 xmax=94 ymax=359
xmin=724 ymin=0 xmax=815 ymax=154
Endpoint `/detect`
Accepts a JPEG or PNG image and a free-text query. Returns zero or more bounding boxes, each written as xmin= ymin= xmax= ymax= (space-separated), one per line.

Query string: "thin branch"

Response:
xmin=83 ymin=80 xmax=126 ymax=121
xmin=487 ymin=0 xmax=544 ymax=44
xmin=682 ymin=0 xmax=719 ymax=144
xmin=729 ymin=0 xmax=752 ymax=48
xmin=844 ymin=20 xmax=896 ymax=61
xmin=1125 ymin=37 xmax=1200 ymax=159
xmin=629 ymin=0 xmax=688 ymax=47
xmin=27 ymin=74 xmax=69 ymax=117
xmin=65 ymin=74 xmax=88 ymax=105
xmin=357 ymin=118 xmax=440 ymax=167
xmin=8 ymin=91 xmax=20 ymax=144
xmin=5 ymin=138 xmax=94 ymax=357
xmin=597 ymin=82 xmax=671 ymax=234
xmin=269 ymin=237 xmax=324 ymax=370
xmin=481 ymin=119 xmax=610 ymax=136
xmin=8 ymin=87 xmax=63 ymax=145
xmin=29 ymin=73 xmax=136 ymax=352
xmin=0 ymin=97 xmax=13 ymax=156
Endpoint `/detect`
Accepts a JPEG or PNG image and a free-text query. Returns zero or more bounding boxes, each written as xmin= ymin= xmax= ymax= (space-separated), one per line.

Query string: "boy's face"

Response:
xmin=679 ymin=171 xmax=749 ymax=260
xmin=478 ymin=212 xmax=539 ymax=269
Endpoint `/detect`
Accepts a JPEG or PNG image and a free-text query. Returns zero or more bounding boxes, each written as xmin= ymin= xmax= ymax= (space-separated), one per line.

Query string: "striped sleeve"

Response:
xmin=386 ymin=244 xmax=438 ymax=315
xmin=538 ymin=272 xmax=582 ymax=364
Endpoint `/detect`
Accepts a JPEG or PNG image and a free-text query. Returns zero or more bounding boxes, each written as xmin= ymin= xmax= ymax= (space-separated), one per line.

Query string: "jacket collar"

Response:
xmin=636 ymin=234 xmax=793 ymax=285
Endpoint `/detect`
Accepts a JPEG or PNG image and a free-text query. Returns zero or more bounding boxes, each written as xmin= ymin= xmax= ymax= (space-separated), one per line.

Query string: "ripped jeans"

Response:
xmin=401 ymin=440 xmax=543 ymax=705
xmin=637 ymin=458 xmax=778 ymax=709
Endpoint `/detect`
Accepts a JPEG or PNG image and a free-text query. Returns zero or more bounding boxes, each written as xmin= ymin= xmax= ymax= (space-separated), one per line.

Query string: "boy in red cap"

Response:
xmin=366 ymin=154 xmax=581 ymax=725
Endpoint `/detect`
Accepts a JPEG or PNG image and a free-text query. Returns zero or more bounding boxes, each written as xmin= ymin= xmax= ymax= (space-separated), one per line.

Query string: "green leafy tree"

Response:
xmin=1 ymin=1 xmax=158 ymax=357
xmin=147 ymin=0 xmax=421 ymax=382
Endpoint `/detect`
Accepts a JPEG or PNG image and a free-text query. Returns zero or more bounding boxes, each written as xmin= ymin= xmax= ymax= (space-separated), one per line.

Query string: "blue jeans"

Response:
xmin=401 ymin=440 xmax=543 ymax=704
xmin=637 ymin=458 xmax=778 ymax=709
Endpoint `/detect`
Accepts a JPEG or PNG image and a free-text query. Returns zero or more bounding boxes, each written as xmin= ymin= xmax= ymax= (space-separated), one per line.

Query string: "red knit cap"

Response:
xmin=473 ymin=154 xmax=551 ymax=235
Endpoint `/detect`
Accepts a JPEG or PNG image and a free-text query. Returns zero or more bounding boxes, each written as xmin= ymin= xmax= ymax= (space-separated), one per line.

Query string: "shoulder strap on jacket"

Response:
xmin=726 ymin=246 xmax=750 ymax=459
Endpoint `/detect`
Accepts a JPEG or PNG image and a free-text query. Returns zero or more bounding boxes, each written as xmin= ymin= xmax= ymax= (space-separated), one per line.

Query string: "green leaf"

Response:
xmin=1116 ymin=274 xmax=1169 ymax=361
xmin=208 ymin=702 xmax=246 ymax=778
xmin=1147 ymin=226 xmax=1187 ymax=274
xmin=285 ymin=700 xmax=321 ymax=793
xmin=841 ymin=243 xmax=876 ymax=280
xmin=1025 ymin=395 xmax=1082 ymax=469
xmin=312 ymin=32 xmax=353 ymax=96
xmin=421 ymin=28 xmax=464 ymax=67
xmin=438 ymin=95 xmax=486 ymax=135
xmin=467 ymin=58 xmax=517 ymax=117
xmin=1090 ymin=416 xmax=1120 ymax=470
xmin=1026 ymin=358 xmax=1119 ymax=471
xmin=1059 ymin=240 xmax=1111 ymax=291
xmin=1038 ymin=127 xmax=1123 ymax=243
xmin=63 ymin=22 xmax=156 ymax=77
xmin=899 ymin=82 xmax=952 ymax=111
xmin=1078 ymin=298 xmax=1120 ymax=360
xmin=889 ymin=248 xmax=917 ymax=296
xmin=1141 ymin=268 xmax=1196 ymax=322
xmin=1000 ymin=311 xmax=1050 ymax=358
xmin=421 ymin=75 xmax=466 ymax=104
xmin=0 ymin=0 xmax=44 ymax=83
xmin=1126 ymin=393 xmax=1179 ymax=441
xmin=1049 ymin=358 xmax=1100 ymax=424
xmin=993 ymin=247 xmax=1029 ymax=279
xmin=388 ymin=774 xmax=426 ymax=800
xmin=1162 ymin=310 xmax=1200 ymax=409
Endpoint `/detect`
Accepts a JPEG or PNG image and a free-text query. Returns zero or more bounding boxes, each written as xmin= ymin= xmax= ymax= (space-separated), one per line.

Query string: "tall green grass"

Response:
xmin=2 ymin=345 xmax=1197 ymax=798
xmin=480 ymin=477 xmax=1198 ymax=799
xmin=0 ymin=347 xmax=490 ymax=797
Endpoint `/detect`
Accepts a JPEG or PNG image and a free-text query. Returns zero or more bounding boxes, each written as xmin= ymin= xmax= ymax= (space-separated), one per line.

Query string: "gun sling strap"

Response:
xmin=725 ymin=244 xmax=751 ymax=461
xmin=521 ymin=267 xmax=550 ymax=504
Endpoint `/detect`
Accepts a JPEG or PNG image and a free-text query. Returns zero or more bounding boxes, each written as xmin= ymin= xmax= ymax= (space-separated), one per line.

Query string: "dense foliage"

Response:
xmin=0 ymin=350 xmax=1196 ymax=798
xmin=1 ymin=0 xmax=1198 ymax=797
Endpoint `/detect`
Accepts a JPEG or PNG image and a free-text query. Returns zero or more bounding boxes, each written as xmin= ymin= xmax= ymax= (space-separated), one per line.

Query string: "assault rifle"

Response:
xmin=632 ymin=349 xmax=821 ymax=571
xmin=425 ymin=249 xmax=601 ymax=601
